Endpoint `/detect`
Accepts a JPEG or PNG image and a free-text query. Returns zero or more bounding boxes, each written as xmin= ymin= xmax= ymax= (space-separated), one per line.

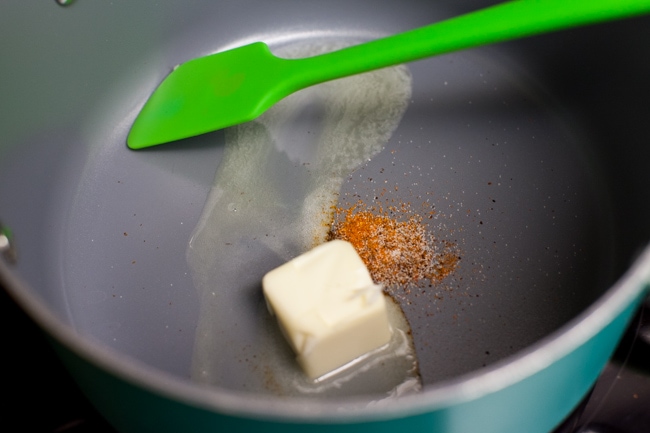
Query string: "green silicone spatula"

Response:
xmin=127 ymin=0 xmax=650 ymax=149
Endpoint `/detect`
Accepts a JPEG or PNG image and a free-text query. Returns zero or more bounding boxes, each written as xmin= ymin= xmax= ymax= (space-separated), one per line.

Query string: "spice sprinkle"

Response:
xmin=327 ymin=201 xmax=459 ymax=288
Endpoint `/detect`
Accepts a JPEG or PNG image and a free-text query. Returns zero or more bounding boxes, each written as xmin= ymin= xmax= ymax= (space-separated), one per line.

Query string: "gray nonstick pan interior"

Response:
xmin=1 ymin=0 xmax=649 ymax=404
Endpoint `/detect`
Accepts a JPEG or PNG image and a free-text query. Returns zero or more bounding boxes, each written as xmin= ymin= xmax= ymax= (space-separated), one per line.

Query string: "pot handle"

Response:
xmin=0 ymin=222 xmax=16 ymax=265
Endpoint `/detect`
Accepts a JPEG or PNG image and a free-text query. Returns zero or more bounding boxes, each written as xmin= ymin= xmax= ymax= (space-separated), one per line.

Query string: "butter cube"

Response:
xmin=262 ymin=240 xmax=391 ymax=379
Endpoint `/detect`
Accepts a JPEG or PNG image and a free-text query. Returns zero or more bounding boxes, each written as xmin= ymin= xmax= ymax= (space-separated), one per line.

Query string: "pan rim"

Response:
xmin=1 ymin=242 xmax=648 ymax=423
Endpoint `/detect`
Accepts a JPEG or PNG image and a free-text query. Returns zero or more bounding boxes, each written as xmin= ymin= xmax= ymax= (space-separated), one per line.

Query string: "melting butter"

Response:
xmin=186 ymin=40 xmax=417 ymax=400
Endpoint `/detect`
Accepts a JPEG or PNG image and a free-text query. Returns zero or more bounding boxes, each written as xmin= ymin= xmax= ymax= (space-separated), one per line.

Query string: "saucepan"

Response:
xmin=1 ymin=1 xmax=649 ymax=432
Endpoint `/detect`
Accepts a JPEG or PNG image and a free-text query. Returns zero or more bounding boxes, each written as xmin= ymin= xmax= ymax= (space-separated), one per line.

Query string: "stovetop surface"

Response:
xmin=3 ymin=286 xmax=648 ymax=433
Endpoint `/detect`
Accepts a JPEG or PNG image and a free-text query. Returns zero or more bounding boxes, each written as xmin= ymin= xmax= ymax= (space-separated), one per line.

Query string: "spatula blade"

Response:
xmin=127 ymin=42 xmax=285 ymax=149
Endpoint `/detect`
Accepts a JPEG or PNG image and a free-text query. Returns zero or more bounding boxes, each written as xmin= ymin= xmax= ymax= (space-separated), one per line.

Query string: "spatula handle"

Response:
xmin=291 ymin=0 xmax=650 ymax=88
